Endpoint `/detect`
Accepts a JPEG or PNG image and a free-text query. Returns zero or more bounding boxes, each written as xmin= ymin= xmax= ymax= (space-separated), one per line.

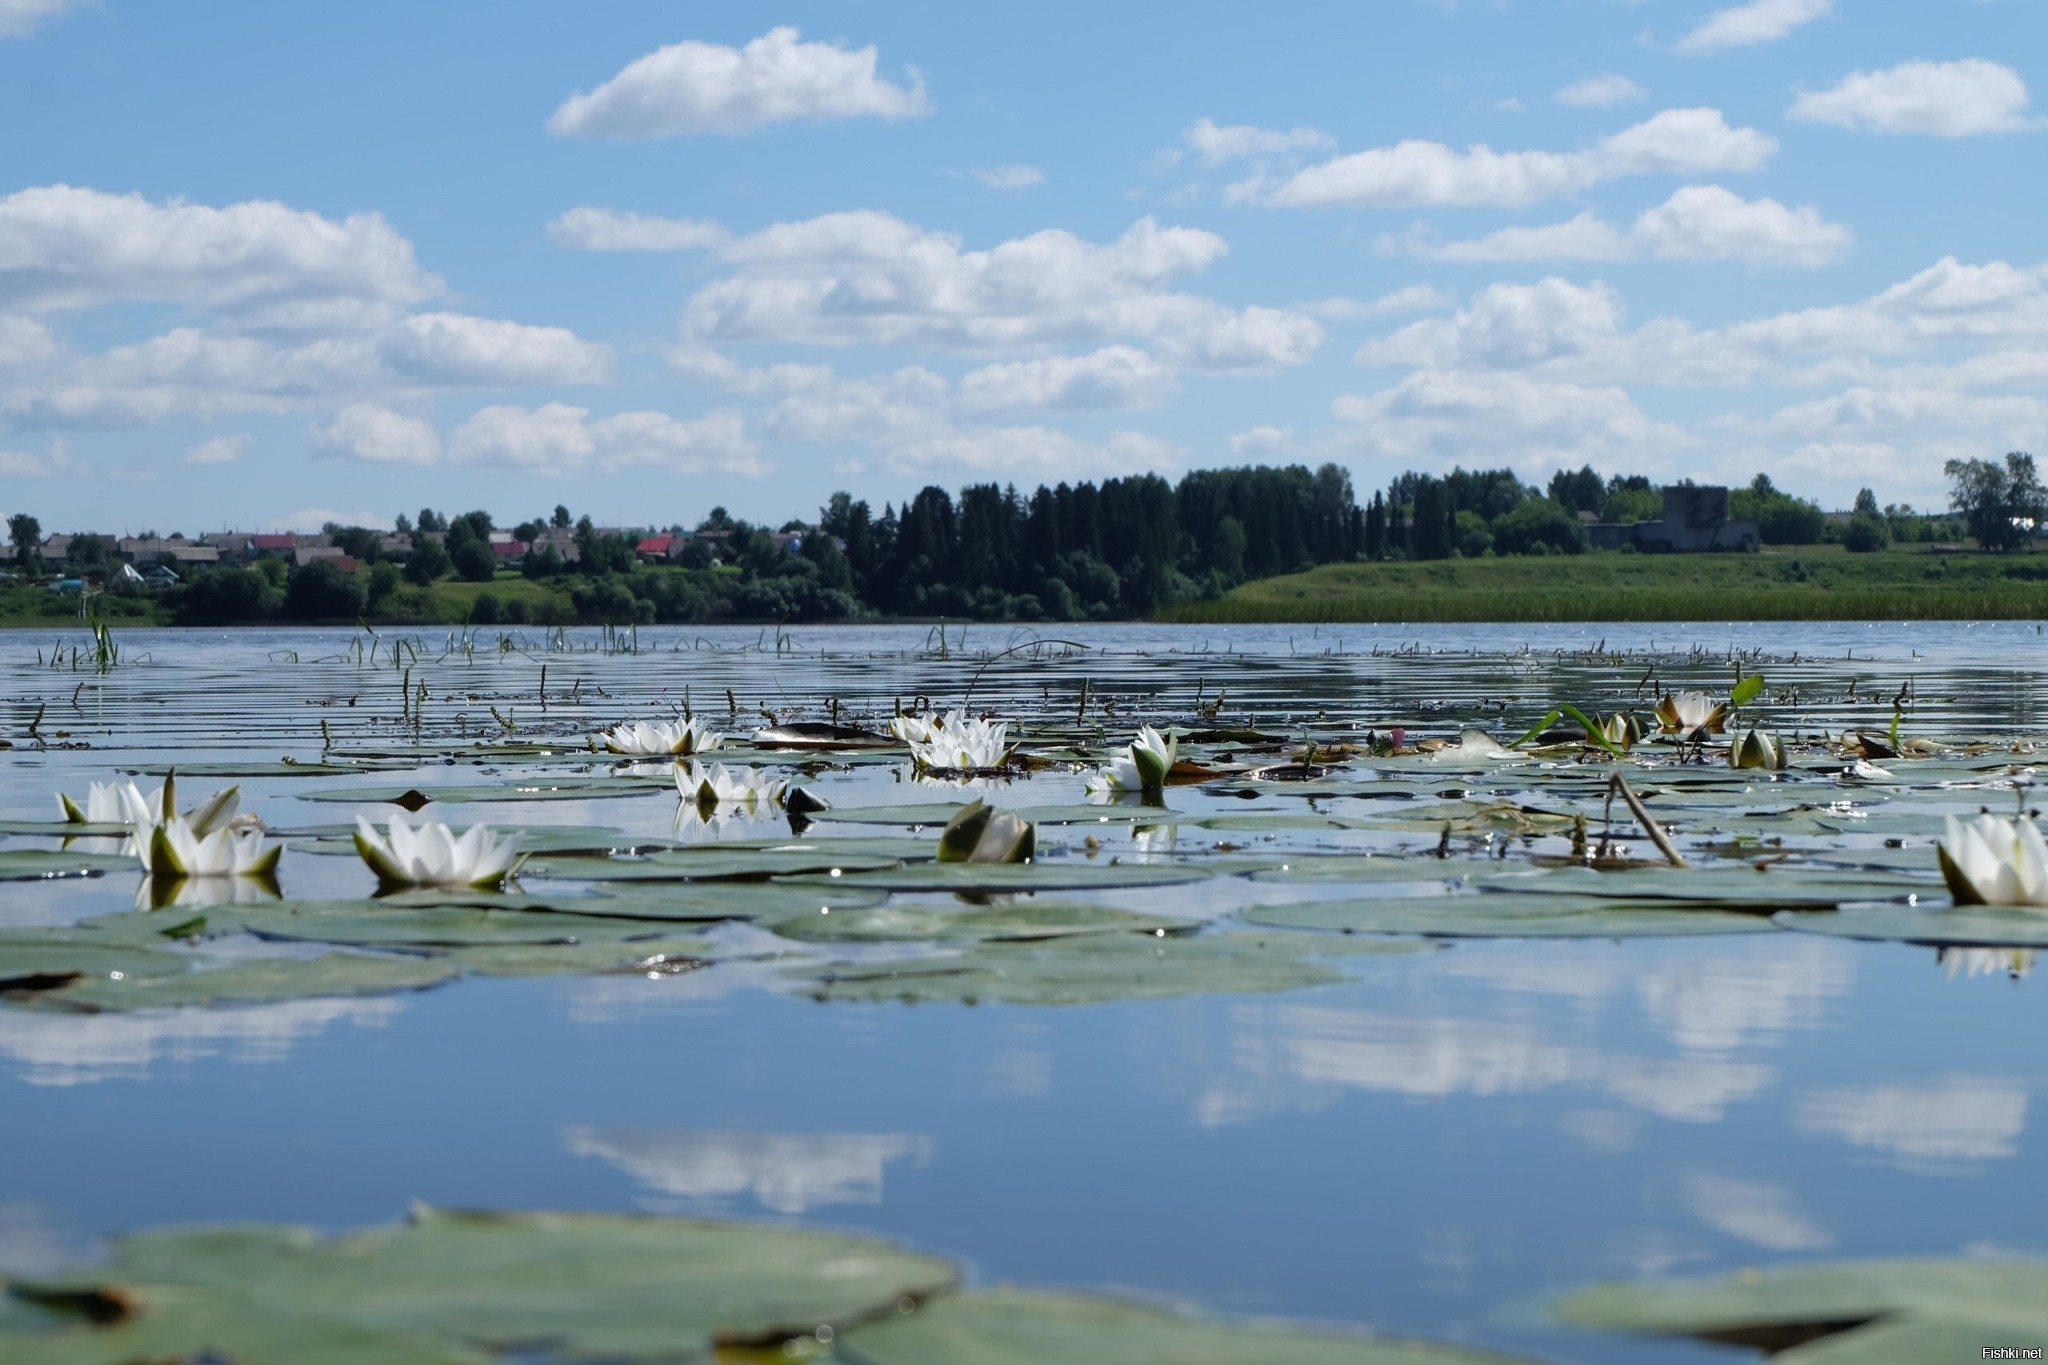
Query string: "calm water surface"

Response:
xmin=3 ymin=621 xmax=2044 ymax=1363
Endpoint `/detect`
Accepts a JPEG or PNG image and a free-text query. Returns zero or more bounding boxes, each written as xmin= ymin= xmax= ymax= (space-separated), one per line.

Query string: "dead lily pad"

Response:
xmin=0 ymin=1207 xmax=960 ymax=1361
xmin=844 ymin=1286 xmax=1538 ymax=1364
xmin=1555 ymin=1257 xmax=2048 ymax=1363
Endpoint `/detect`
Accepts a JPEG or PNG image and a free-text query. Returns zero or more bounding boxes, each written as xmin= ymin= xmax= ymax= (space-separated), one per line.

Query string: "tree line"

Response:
xmin=7 ymin=455 xmax=2043 ymax=626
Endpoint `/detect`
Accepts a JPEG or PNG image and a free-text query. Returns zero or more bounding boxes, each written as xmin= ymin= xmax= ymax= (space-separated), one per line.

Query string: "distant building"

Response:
xmin=1588 ymin=486 xmax=1759 ymax=553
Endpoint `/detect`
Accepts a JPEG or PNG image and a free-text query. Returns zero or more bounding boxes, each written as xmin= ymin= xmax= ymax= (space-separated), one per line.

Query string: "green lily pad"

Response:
xmin=0 ymin=850 xmax=136 ymax=881
xmin=778 ymin=860 xmax=1219 ymax=894
xmin=844 ymin=1287 xmax=1536 ymax=1364
xmin=299 ymin=780 xmax=664 ymax=804
xmin=0 ymin=821 xmax=136 ymax=839
xmin=0 ymin=1207 xmax=960 ymax=1361
xmin=287 ymin=825 xmax=643 ymax=856
xmin=1471 ymin=864 xmax=1937 ymax=909
xmin=763 ymin=900 xmax=1188 ymax=944
xmin=0 ymin=929 xmax=191 ymax=992
xmin=1191 ymin=813 xmax=1378 ymax=832
xmin=211 ymin=900 xmax=689 ymax=949
xmin=1775 ymin=903 xmax=2048 ymax=947
xmin=446 ymin=938 xmax=721 ymax=977
xmin=124 ymin=761 xmax=414 ymax=777
xmin=524 ymin=846 xmax=904 ymax=882
xmin=793 ymin=932 xmax=1422 ymax=1006
xmin=573 ymin=882 xmax=889 ymax=923
xmin=37 ymin=952 xmax=458 ymax=1011
xmin=1242 ymin=893 xmax=1773 ymax=939
xmin=1555 ymin=1257 xmax=2048 ymax=1363
xmin=1248 ymin=855 xmax=1470 ymax=885
xmin=810 ymin=802 xmax=974 ymax=827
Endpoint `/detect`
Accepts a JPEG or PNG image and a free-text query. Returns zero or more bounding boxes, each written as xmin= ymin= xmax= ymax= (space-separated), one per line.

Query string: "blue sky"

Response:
xmin=2 ymin=0 xmax=2043 ymax=533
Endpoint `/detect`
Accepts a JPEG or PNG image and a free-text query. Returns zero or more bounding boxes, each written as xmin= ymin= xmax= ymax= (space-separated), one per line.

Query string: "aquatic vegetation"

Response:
xmin=594 ymin=716 xmax=724 ymax=755
xmin=1728 ymin=726 xmax=1789 ymax=770
xmin=141 ymin=816 xmax=280 ymax=880
xmin=674 ymin=759 xmax=788 ymax=810
xmin=58 ymin=775 xmax=238 ymax=839
xmin=1654 ymin=689 xmax=1727 ymax=738
xmin=1558 ymin=1255 xmax=2048 ymax=1363
xmin=0 ymin=1207 xmax=1516 ymax=1363
xmin=1937 ymin=812 xmax=2048 ymax=906
xmin=902 ymin=708 xmax=1013 ymax=773
xmin=936 ymin=798 xmax=1036 ymax=863
xmin=352 ymin=814 xmax=526 ymax=888
xmin=1084 ymin=724 xmax=1177 ymax=795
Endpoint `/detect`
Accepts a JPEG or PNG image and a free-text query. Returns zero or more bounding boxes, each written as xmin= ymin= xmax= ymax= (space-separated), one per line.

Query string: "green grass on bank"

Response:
xmin=1160 ymin=546 xmax=2048 ymax=623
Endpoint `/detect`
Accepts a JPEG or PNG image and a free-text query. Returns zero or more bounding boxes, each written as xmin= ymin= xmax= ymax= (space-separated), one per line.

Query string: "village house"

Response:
xmin=1586 ymin=486 xmax=1760 ymax=553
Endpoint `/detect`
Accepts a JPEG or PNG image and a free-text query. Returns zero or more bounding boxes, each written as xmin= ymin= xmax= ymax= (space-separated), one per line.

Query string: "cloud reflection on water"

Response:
xmin=565 ymin=1126 xmax=933 ymax=1214
xmin=0 ymin=996 xmax=404 ymax=1086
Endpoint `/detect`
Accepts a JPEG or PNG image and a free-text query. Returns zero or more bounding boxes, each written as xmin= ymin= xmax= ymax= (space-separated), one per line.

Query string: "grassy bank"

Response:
xmin=1159 ymin=545 xmax=2048 ymax=623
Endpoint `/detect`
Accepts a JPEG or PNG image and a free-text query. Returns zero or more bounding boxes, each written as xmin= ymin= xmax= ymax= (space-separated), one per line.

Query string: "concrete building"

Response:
xmin=1588 ymin=485 xmax=1759 ymax=553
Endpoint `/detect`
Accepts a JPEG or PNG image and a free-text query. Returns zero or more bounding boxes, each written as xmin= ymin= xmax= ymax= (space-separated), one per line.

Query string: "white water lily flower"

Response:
xmin=1428 ymin=728 xmax=1515 ymax=763
xmin=1937 ymin=813 xmax=2048 ymax=907
xmin=1084 ymin=725 xmax=1178 ymax=795
xmin=59 ymin=776 xmax=238 ymax=837
xmin=888 ymin=714 xmax=937 ymax=746
xmin=1655 ymin=691 xmax=1727 ymax=737
xmin=906 ymin=709 xmax=1011 ymax=772
xmin=1941 ymin=946 xmax=2036 ymax=980
xmin=354 ymin=814 xmax=525 ymax=889
xmin=1841 ymin=758 xmax=1896 ymax=783
xmin=596 ymin=718 xmax=725 ymax=756
xmin=1728 ymin=728 xmax=1788 ymax=771
xmin=676 ymin=761 xmax=788 ymax=809
xmin=142 ymin=817 xmax=281 ymax=880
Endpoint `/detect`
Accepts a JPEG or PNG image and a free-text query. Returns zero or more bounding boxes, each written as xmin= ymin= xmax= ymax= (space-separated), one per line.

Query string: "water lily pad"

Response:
xmin=0 ymin=1207 xmax=960 ymax=1361
xmin=779 ymin=861 xmax=1219 ymax=893
xmin=300 ymin=780 xmax=664 ymax=804
xmin=843 ymin=1287 xmax=1536 ymax=1364
xmin=0 ymin=850 xmax=136 ymax=881
xmin=751 ymin=722 xmax=898 ymax=749
xmin=287 ymin=825 xmax=642 ymax=856
xmin=811 ymin=802 xmax=974 ymax=827
xmin=1472 ymin=863 xmax=1939 ymax=908
xmin=1191 ymin=813 xmax=1378 ymax=832
xmin=1243 ymin=893 xmax=1772 ymax=939
xmin=573 ymin=882 xmax=888 ymax=923
xmin=523 ymin=846 xmax=904 ymax=882
xmin=1555 ymin=1257 xmax=2048 ymax=1363
xmin=447 ymin=938 xmax=721 ymax=977
xmin=763 ymin=900 xmax=1188 ymax=944
xmin=0 ymin=821 xmax=136 ymax=839
xmin=1776 ymin=903 xmax=2048 ymax=947
xmin=794 ymin=931 xmax=1422 ymax=1006
xmin=0 ymin=929 xmax=190 ymax=993
xmin=35 ymin=952 xmax=457 ymax=1011
xmin=1249 ymin=855 xmax=1469 ymax=885
xmin=124 ymin=761 xmax=414 ymax=777
xmin=206 ymin=899 xmax=686 ymax=949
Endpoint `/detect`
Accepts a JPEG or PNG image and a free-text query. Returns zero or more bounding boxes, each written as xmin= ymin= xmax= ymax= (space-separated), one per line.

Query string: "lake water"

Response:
xmin=3 ymin=620 xmax=2044 ymax=1361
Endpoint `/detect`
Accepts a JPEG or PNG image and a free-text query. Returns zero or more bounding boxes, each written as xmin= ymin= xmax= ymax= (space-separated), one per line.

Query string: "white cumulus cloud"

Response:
xmin=548 ymin=27 xmax=929 ymax=139
xmin=957 ymin=346 xmax=1176 ymax=411
xmin=1792 ymin=59 xmax=2036 ymax=137
xmin=672 ymin=211 xmax=1322 ymax=372
xmin=310 ymin=404 xmax=444 ymax=465
xmin=185 ymin=434 xmax=246 ymax=465
xmin=0 ymin=185 xmax=438 ymax=324
xmin=447 ymin=403 xmax=764 ymax=475
xmin=1333 ymin=370 xmax=1688 ymax=473
xmin=1254 ymin=108 xmax=1776 ymax=208
xmin=546 ymin=208 xmax=731 ymax=252
xmin=1676 ymin=0 xmax=1832 ymax=55
xmin=0 ymin=0 xmax=83 ymax=39
xmin=969 ymin=165 xmax=1045 ymax=190
xmin=1182 ymin=117 xmax=1335 ymax=163
xmin=1421 ymin=185 xmax=1852 ymax=267
xmin=1555 ymin=75 xmax=1647 ymax=109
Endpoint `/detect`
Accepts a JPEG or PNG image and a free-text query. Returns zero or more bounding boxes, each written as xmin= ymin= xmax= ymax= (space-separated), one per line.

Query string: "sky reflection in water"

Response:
xmin=1 ymin=622 xmax=2044 ymax=1364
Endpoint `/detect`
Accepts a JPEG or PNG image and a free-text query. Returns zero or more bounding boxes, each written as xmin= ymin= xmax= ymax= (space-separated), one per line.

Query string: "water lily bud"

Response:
xmin=1728 ymin=728 xmax=1787 ymax=771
